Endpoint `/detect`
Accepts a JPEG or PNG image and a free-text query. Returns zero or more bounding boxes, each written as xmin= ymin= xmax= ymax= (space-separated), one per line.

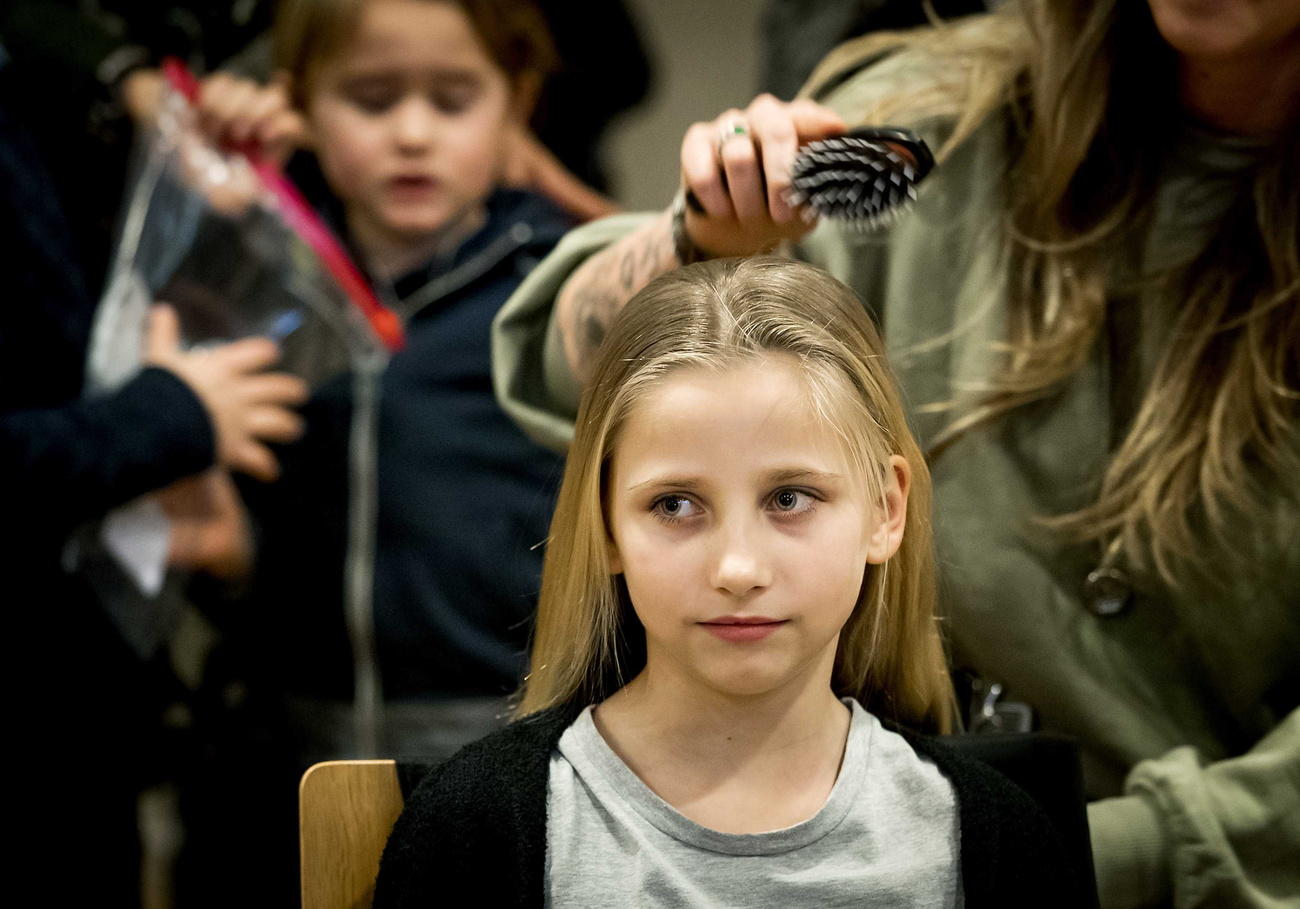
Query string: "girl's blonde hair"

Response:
xmin=807 ymin=0 xmax=1299 ymax=589
xmin=517 ymin=257 xmax=954 ymax=733
xmin=273 ymin=0 xmax=557 ymax=110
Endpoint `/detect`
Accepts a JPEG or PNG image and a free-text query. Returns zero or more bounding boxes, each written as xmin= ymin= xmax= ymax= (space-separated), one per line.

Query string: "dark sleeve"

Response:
xmin=944 ymin=752 xmax=1094 ymax=908
xmin=373 ymin=762 xmax=456 ymax=909
xmin=0 ymin=366 xmax=214 ymax=539
xmin=375 ymin=749 xmax=539 ymax=909
xmin=376 ymin=713 xmax=568 ymax=909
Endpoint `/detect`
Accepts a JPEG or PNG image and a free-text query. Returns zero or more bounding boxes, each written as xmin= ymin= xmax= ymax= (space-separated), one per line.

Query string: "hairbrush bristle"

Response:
xmin=787 ymin=128 xmax=934 ymax=231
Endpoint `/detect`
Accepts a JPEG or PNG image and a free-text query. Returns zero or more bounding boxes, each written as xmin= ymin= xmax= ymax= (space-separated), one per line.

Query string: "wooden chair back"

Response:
xmin=299 ymin=760 xmax=403 ymax=909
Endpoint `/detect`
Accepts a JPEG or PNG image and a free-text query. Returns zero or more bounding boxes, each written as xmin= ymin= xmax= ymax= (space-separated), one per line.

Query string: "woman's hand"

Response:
xmin=680 ymin=94 xmax=845 ymax=257
xmin=144 ymin=304 xmax=309 ymax=482
xmin=554 ymin=95 xmax=845 ymax=384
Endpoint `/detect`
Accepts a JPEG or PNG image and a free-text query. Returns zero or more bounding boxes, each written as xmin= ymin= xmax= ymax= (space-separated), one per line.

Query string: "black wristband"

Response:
xmin=671 ymin=188 xmax=708 ymax=265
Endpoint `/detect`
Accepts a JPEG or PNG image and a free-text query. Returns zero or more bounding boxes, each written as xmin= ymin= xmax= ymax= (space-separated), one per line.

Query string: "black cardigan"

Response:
xmin=375 ymin=704 xmax=1089 ymax=908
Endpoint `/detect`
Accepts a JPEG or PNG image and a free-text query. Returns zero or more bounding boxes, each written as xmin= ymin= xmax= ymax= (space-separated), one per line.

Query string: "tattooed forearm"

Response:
xmin=557 ymin=211 xmax=677 ymax=384
xmin=571 ymin=285 xmax=619 ymax=361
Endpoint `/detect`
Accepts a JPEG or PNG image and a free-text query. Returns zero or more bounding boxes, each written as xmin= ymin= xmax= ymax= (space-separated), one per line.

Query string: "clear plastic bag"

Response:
xmin=87 ymin=59 xmax=402 ymax=396
xmin=78 ymin=60 xmax=402 ymax=662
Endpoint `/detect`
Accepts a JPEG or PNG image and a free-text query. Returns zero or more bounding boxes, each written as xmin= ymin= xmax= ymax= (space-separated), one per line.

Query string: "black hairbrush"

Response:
xmin=787 ymin=126 xmax=934 ymax=230
xmin=683 ymin=126 xmax=934 ymax=232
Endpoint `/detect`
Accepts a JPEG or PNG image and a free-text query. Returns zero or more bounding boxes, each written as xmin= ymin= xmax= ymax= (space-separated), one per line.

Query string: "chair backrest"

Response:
xmin=300 ymin=760 xmax=404 ymax=909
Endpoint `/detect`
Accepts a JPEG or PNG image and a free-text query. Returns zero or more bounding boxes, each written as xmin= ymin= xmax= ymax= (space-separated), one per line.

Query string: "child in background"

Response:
xmin=220 ymin=0 xmax=571 ymax=751
xmin=178 ymin=1 xmax=573 ymax=902
xmin=376 ymin=258 xmax=1079 ymax=907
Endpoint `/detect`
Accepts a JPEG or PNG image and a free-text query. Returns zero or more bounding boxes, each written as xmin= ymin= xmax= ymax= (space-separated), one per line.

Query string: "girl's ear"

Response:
xmin=865 ymin=455 xmax=910 ymax=565
xmin=606 ymin=533 xmax=623 ymax=575
xmin=509 ymin=70 xmax=543 ymax=124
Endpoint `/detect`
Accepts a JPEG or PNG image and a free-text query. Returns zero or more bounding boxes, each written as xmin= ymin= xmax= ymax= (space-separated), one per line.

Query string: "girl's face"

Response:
xmin=305 ymin=0 xmax=515 ymax=261
xmin=605 ymin=355 xmax=908 ymax=700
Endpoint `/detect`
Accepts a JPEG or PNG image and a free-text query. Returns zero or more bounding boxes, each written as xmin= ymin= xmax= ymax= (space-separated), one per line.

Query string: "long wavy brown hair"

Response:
xmin=807 ymin=0 xmax=1299 ymax=589
xmin=517 ymin=258 xmax=954 ymax=733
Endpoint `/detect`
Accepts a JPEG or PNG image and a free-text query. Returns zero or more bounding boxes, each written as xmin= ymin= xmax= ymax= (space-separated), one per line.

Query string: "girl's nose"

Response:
xmin=391 ymin=97 xmax=437 ymax=150
xmin=710 ymin=522 xmax=772 ymax=597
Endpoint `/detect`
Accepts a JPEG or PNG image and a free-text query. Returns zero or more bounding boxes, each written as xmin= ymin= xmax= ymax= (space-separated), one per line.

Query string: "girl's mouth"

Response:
xmin=388 ymin=175 xmax=437 ymax=195
xmin=698 ymin=617 xmax=788 ymax=642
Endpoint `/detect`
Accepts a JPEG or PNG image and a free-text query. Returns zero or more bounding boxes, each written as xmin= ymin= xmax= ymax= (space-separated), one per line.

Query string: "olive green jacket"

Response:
xmin=491 ymin=45 xmax=1299 ymax=909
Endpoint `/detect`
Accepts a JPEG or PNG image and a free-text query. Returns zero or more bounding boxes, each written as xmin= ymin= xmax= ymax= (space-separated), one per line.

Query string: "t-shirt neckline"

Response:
xmin=558 ymin=698 xmax=875 ymax=857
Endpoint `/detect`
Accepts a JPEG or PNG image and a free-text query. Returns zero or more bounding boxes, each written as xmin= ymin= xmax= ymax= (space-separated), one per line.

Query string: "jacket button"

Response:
xmin=1083 ymin=567 xmax=1132 ymax=617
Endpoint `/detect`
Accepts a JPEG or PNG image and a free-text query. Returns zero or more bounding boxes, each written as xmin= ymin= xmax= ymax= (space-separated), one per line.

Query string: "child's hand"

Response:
xmin=503 ymin=123 xmax=620 ymax=223
xmin=680 ymin=95 xmax=845 ymax=257
xmin=195 ymin=72 xmax=307 ymax=166
xmin=120 ymin=68 xmax=166 ymax=123
xmin=156 ymin=469 xmax=253 ymax=581
xmin=144 ymin=304 xmax=309 ymax=482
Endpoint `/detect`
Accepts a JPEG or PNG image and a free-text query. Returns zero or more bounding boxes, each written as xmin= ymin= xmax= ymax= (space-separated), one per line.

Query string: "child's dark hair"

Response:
xmin=274 ymin=0 xmax=558 ymax=109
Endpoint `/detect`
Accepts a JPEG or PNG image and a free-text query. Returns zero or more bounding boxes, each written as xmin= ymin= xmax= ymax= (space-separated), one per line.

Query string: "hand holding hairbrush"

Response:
xmin=685 ymin=126 xmax=934 ymax=231
xmin=676 ymin=100 xmax=936 ymax=264
xmin=675 ymin=98 xmax=935 ymax=261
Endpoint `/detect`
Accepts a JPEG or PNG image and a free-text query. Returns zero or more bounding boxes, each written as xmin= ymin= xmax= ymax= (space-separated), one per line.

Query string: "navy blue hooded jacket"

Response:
xmin=240 ymin=176 xmax=571 ymax=702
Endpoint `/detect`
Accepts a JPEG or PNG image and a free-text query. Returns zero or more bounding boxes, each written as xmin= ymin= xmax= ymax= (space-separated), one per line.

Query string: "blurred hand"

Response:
xmin=144 ymin=304 xmax=308 ymax=481
xmin=680 ymin=94 xmax=845 ymax=257
xmin=194 ymin=72 xmax=307 ymax=166
xmin=156 ymin=469 xmax=252 ymax=581
xmin=120 ymin=68 xmax=166 ymax=123
xmin=502 ymin=122 xmax=620 ymax=223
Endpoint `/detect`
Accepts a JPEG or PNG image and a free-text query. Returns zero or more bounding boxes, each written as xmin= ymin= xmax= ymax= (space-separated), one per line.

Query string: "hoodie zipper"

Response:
xmin=345 ymin=217 xmax=534 ymax=755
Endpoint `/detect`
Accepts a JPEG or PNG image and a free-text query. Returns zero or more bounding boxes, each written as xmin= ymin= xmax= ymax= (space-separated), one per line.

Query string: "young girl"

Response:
xmin=375 ymin=258 xmax=1077 ymax=907
xmin=499 ymin=3 xmax=1299 ymax=903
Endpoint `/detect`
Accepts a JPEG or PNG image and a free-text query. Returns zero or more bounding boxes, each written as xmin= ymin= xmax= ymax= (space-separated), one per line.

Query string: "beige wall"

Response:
xmin=605 ymin=0 xmax=764 ymax=211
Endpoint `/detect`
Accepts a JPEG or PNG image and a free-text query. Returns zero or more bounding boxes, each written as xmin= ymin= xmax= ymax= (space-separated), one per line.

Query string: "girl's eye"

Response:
xmin=345 ymin=90 xmax=400 ymax=114
xmin=768 ymin=488 xmax=817 ymax=516
xmin=650 ymin=495 xmax=700 ymax=524
xmin=432 ymin=87 xmax=478 ymax=114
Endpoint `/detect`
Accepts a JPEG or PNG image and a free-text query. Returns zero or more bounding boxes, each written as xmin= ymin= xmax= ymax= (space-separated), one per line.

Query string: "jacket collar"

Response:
xmin=285 ymin=151 xmax=574 ymax=318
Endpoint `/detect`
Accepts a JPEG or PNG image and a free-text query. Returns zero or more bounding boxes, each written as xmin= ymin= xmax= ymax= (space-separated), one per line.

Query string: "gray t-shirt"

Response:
xmin=545 ymin=699 xmax=961 ymax=908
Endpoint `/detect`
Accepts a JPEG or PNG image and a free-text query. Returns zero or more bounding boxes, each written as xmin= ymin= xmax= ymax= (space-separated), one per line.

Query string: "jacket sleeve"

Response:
xmin=490 ymin=212 xmax=655 ymax=453
xmin=0 ymin=366 xmax=214 ymax=540
xmin=1087 ymin=707 xmax=1300 ymax=908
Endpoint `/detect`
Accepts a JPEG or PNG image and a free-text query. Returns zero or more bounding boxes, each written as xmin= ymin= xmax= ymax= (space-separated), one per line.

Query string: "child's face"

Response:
xmin=305 ymin=0 xmax=515 ymax=258
xmin=605 ymin=355 xmax=907 ymax=700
